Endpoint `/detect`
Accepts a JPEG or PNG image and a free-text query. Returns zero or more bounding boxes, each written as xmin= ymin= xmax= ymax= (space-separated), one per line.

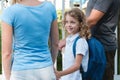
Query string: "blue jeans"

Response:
xmin=10 ymin=65 xmax=56 ymax=80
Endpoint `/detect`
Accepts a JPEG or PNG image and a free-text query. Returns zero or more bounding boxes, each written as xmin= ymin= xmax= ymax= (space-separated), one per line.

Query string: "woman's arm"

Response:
xmin=56 ymin=54 xmax=83 ymax=78
xmin=49 ymin=20 xmax=59 ymax=64
xmin=1 ymin=21 xmax=13 ymax=80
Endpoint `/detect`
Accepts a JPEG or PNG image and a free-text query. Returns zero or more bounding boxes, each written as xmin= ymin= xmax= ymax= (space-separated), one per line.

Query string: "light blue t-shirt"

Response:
xmin=1 ymin=1 xmax=57 ymax=71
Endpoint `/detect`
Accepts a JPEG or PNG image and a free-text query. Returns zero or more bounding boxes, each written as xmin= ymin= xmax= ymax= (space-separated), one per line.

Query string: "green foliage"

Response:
xmin=57 ymin=10 xmax=63 ymax=71
xmin=57 ymin=51 xmax=62 ymax=71
xmin=57 ymin=10 xmax=62 ymax=23
xmin=57 ymin=10 xmax=63 ymax=40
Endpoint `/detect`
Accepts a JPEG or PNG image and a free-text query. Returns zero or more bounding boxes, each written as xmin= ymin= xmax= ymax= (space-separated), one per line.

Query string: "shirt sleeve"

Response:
xmin=76 ymin=38 xmax=88 ymax=56
xmin=50 ymin=3 xmax=57 ymax=21
xmin=94 ymin=0 xmax=113 ymax=13
xmin=1 ymin=8 xmax=14 ymax=27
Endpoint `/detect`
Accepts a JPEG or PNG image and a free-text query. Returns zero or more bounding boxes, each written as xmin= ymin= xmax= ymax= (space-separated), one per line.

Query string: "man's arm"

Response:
xmin=49 ymin=20 xmax=59 ymax=64
xmin=87 ymin=9 xmax=105 ymax=28
xmin=58 ymin=39 xmax=66 ymax=51
xmin=1 ymin=21 xmax=13 ymax=80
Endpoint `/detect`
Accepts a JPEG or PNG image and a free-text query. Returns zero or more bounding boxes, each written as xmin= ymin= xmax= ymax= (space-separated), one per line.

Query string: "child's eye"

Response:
xmin=71 ymin=21 xmax=75 ymax=24
xmin=65 ymin=21 xmax=68 ymax=24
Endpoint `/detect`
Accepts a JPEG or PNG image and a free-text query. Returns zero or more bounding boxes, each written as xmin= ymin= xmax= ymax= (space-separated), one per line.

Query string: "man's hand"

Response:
xmin=58 ymin=39 xmax=66 ymax=51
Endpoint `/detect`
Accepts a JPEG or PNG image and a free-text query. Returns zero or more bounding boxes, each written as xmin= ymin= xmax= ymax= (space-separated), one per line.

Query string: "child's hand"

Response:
xmin=58 ymin=39 xmax=66 ymax=51
xmin=55 ymin=70 xmax=62 ymax=80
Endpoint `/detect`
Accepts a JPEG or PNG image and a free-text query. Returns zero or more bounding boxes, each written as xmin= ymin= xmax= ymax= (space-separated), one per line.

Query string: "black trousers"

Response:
xmin=103 ymin=50 xmax=116 ymax=80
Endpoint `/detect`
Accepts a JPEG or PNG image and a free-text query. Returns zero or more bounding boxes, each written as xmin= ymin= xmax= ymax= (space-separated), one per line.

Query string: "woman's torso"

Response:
xmin=2 ymin=1 xmax=57 ymax=71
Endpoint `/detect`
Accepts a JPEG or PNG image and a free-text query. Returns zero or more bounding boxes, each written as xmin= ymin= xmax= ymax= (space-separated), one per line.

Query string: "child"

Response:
xmin=56 ymin=8 xmax=91 ymax=80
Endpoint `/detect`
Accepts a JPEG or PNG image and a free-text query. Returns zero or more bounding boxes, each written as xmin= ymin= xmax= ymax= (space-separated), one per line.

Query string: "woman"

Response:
xmin=1 ymin=0 xmax=59 ymax=80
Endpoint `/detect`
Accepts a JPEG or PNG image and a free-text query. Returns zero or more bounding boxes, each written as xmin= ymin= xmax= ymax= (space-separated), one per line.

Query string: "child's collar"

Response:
xmin=67 ymin=33 xmax=79 ymax=42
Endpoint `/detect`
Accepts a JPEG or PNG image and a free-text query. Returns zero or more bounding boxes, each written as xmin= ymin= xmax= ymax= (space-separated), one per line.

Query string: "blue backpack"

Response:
xmin=73 ymin=36 xmax=106 ymax=80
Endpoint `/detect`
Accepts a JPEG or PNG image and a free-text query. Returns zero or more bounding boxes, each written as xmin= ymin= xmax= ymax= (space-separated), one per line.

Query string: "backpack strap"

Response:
xmin=73 ymin=36 xmax=80 ymax=57
xmin=72 ymin=36 xmax=84 ymax=74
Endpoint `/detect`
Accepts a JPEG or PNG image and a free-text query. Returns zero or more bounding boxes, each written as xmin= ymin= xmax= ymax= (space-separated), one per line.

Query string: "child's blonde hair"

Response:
xmin=63 ymin=8 xmax=91 ymax=39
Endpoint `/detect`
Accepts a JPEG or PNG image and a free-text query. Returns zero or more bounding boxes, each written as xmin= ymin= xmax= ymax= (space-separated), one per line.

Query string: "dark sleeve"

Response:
xmin=94 ymin=0 xmax=113 ymax=13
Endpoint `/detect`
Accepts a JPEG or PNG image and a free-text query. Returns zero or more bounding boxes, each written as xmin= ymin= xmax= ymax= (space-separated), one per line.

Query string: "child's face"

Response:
xmin=64 ymin=14 xmax=80 ymax=35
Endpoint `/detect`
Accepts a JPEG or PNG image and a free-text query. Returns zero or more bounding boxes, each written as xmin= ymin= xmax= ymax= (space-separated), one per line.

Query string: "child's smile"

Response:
xmin=65 ymin=14 xmax=80 ymax=35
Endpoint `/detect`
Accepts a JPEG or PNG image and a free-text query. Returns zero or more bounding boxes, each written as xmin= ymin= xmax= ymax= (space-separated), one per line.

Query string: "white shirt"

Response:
xmin=61 ymin=33 xmax=89 ymax=80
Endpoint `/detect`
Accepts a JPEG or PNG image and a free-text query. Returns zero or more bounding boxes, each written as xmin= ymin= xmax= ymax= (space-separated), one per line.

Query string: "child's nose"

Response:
xmin=67 ymin=23 xmax=71 ymax=27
